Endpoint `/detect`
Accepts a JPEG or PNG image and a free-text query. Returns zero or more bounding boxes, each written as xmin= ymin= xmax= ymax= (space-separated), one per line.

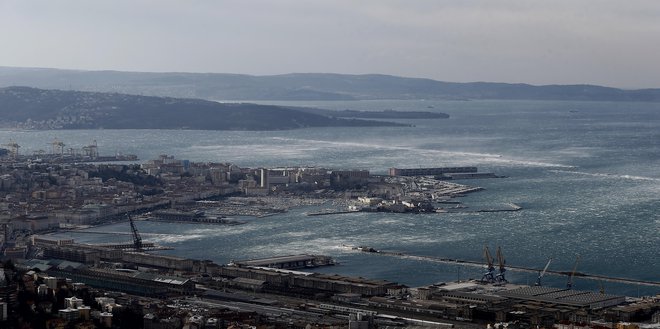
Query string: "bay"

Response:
xmin=5 ymin=99 xmax=659 ymax=296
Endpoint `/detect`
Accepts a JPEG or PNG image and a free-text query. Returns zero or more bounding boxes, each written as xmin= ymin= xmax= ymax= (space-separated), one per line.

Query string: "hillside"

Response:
xmin=0 ymin=87 xmax=407 ymax=130
xmin=2 ymin=67 xmax=660 ymax=101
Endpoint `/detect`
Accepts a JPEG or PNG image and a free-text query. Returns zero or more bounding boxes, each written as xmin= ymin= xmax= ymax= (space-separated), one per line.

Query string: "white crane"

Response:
xmin=566 ymin=254 xmax=581 ymax=289
xmin=535 ymin=257 xmax=553 ymax=286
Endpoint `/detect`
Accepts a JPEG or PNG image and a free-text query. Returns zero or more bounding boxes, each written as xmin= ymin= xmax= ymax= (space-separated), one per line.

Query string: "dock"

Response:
xmin=98 ymin=242 xmax=173 ymax=251
xmin=352 ymin=248 xmax=660 ymax=288
xmin=233 ymin=254 xmax=335 ymax=270
xmin=306 ymin=203 xmax=522 ymax=216
xmin=146 ymin=217 xmax=246 ymax=225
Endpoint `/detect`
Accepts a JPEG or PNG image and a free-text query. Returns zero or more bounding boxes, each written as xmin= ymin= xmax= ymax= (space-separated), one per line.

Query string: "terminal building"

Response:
xmin=46 ymin=267 xmax=195 ymax=297
xmin=496 ymin=286 xmax=627 ymax=310
xmin=216 ymin=265 xmax=406 ymax=297
xmin=406 ymin=283 xmax=632 ymax=327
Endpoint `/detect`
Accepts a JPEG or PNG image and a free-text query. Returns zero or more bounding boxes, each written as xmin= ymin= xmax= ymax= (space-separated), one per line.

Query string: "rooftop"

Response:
xmin=496 ymin=286 xmax=626 ymax=308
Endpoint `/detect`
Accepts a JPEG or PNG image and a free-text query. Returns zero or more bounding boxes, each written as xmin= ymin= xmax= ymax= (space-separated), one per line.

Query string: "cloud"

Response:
xmin=1 ymin=0 xmax=660 ymax=87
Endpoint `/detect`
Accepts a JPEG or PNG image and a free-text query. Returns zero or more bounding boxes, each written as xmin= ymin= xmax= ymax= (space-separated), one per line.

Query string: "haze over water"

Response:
xmin=10 ymin=99 xmax=660 ymax=296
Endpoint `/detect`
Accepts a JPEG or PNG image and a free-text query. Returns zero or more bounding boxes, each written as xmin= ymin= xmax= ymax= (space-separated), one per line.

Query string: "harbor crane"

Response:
xmin=495 ymin=246 xmax=507 ymax=283
xmin=535 ymin=257 xmax=553 ymax=286
xmin=566 ymin=254 xmax=581 ymax=289
xmin=2 ymin=139 xmax=20 ymax=158
xmin=127 ymin=213 xmax=143 ymax=251
xmin=51 ymin=138 xmax=65 ymax=155
xmin=82 ymin=140 xmax=99 ymax=158
xmin=481 ymin=246 xmax=496 ymax=283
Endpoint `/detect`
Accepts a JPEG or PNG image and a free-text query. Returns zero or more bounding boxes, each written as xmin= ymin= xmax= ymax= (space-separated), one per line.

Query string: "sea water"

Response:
xmin=4 ymin=99 xmax=659 ymax=296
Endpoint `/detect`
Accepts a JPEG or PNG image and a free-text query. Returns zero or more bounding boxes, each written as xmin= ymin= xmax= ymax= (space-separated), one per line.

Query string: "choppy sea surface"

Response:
xmin=4 ymin=99 xmax=659 ymax=296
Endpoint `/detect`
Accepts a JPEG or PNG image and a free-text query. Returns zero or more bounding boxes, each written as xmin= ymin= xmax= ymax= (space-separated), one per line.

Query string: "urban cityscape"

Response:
xmin=0 ymin=139 xmax=658 ymax=329
xmin=2 ymin=1 xmax=660 ymax=328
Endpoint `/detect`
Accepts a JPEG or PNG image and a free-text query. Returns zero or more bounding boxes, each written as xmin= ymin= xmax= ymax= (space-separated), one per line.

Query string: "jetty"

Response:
xmin=232 ymin=254 xmax=335 ymax=270
xmin=352 ymin=248 xmax=660 ymax=288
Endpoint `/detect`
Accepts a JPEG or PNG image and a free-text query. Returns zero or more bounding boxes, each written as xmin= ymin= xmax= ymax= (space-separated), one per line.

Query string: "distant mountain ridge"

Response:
xmin=0 ymin=86 xmax=407 ymax=130
xmin=2 ymin=66 xmax=660 ymax=101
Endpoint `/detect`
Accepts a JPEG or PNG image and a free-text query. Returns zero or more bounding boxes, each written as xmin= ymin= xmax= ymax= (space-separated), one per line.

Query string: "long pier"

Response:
xmin=59 ymin=230 xmax=170 ymax=237
xmin=307 ymin=203 xmax=521 ymax=216
xmin=98 ymin=242 xmax=172 ymax=251
xmin=354 ymin=248 xmax=660 ymax=288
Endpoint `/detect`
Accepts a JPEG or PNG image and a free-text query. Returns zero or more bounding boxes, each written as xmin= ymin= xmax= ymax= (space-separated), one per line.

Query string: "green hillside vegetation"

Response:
xmin=0 ymin=86 xmax=408 ymax=130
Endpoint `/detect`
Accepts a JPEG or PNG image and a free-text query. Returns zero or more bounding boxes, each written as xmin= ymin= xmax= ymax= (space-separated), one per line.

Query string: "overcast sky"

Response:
xmin=1 ymin=0 xmax=659 ymax=88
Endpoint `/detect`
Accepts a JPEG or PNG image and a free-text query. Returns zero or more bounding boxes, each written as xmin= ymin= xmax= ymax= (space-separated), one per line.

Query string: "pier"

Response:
xmin=353 ymin=248 xmax=660 ymax=288
xmin=233 ymin=254 xmax=335 ymax=270
xmin=306 ymin=203 xmax=522 ymax=216
xmin=98 ymin=242 xmax=172 ymax=251
xmin=146 ymin=217 xmax=246 ymax=225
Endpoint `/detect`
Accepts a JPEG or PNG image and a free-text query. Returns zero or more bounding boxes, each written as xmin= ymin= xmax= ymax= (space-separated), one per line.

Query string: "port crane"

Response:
xmin=481 ymin=246 xmax=496 ymax=283
xmin=566 ymin=254 xmax=581 ymax=289
xmin=51 ymin=138 xmax=65 ymax=155
xmin=2 ymin=139 xmax=20 ymax=158
xmin=82 ymin=140 xmax=99 ymax=158
xmin=127 ymin=213 xmax=143 ymax=251
xmin=535 ymin=257 xmax=553 ymax=286
xmin=495 ymin=246 xmax=507 ymax=283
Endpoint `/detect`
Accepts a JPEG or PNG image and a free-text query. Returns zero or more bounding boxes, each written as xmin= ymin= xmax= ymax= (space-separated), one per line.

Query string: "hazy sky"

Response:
xmin=2 ymin=0 xmax=660 ymax=88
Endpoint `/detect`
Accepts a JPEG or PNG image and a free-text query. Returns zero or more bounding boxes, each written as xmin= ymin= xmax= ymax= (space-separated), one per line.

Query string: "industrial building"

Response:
xmin=216 ymin=265 xmax=406 ymax=297
xmin=496 ymin=286 xmax=627 ymax=309
xmin=122 ymin=252 xmax=194 ymax=272
xmin=46 ymin=267 xmax=195 ymax=297
xmin=405 ymin=282 xmax=633 ymax=327
xmin=43 ymin=246 xmax=100 ymax=265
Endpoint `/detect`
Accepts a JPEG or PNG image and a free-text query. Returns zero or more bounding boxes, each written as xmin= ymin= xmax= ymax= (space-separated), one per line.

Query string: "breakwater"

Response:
xmin=353 ymin=248 xmax=660 ymax=288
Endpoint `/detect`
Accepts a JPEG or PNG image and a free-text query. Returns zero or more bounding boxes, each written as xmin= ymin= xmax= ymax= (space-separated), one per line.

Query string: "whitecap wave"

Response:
xmin=549 ymin=170 xmax=660 ymax=182
xmin=269 ymin=137 xmax=572 ymax=168
xmin=147 ymin=234 xmax=205 ymax=243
